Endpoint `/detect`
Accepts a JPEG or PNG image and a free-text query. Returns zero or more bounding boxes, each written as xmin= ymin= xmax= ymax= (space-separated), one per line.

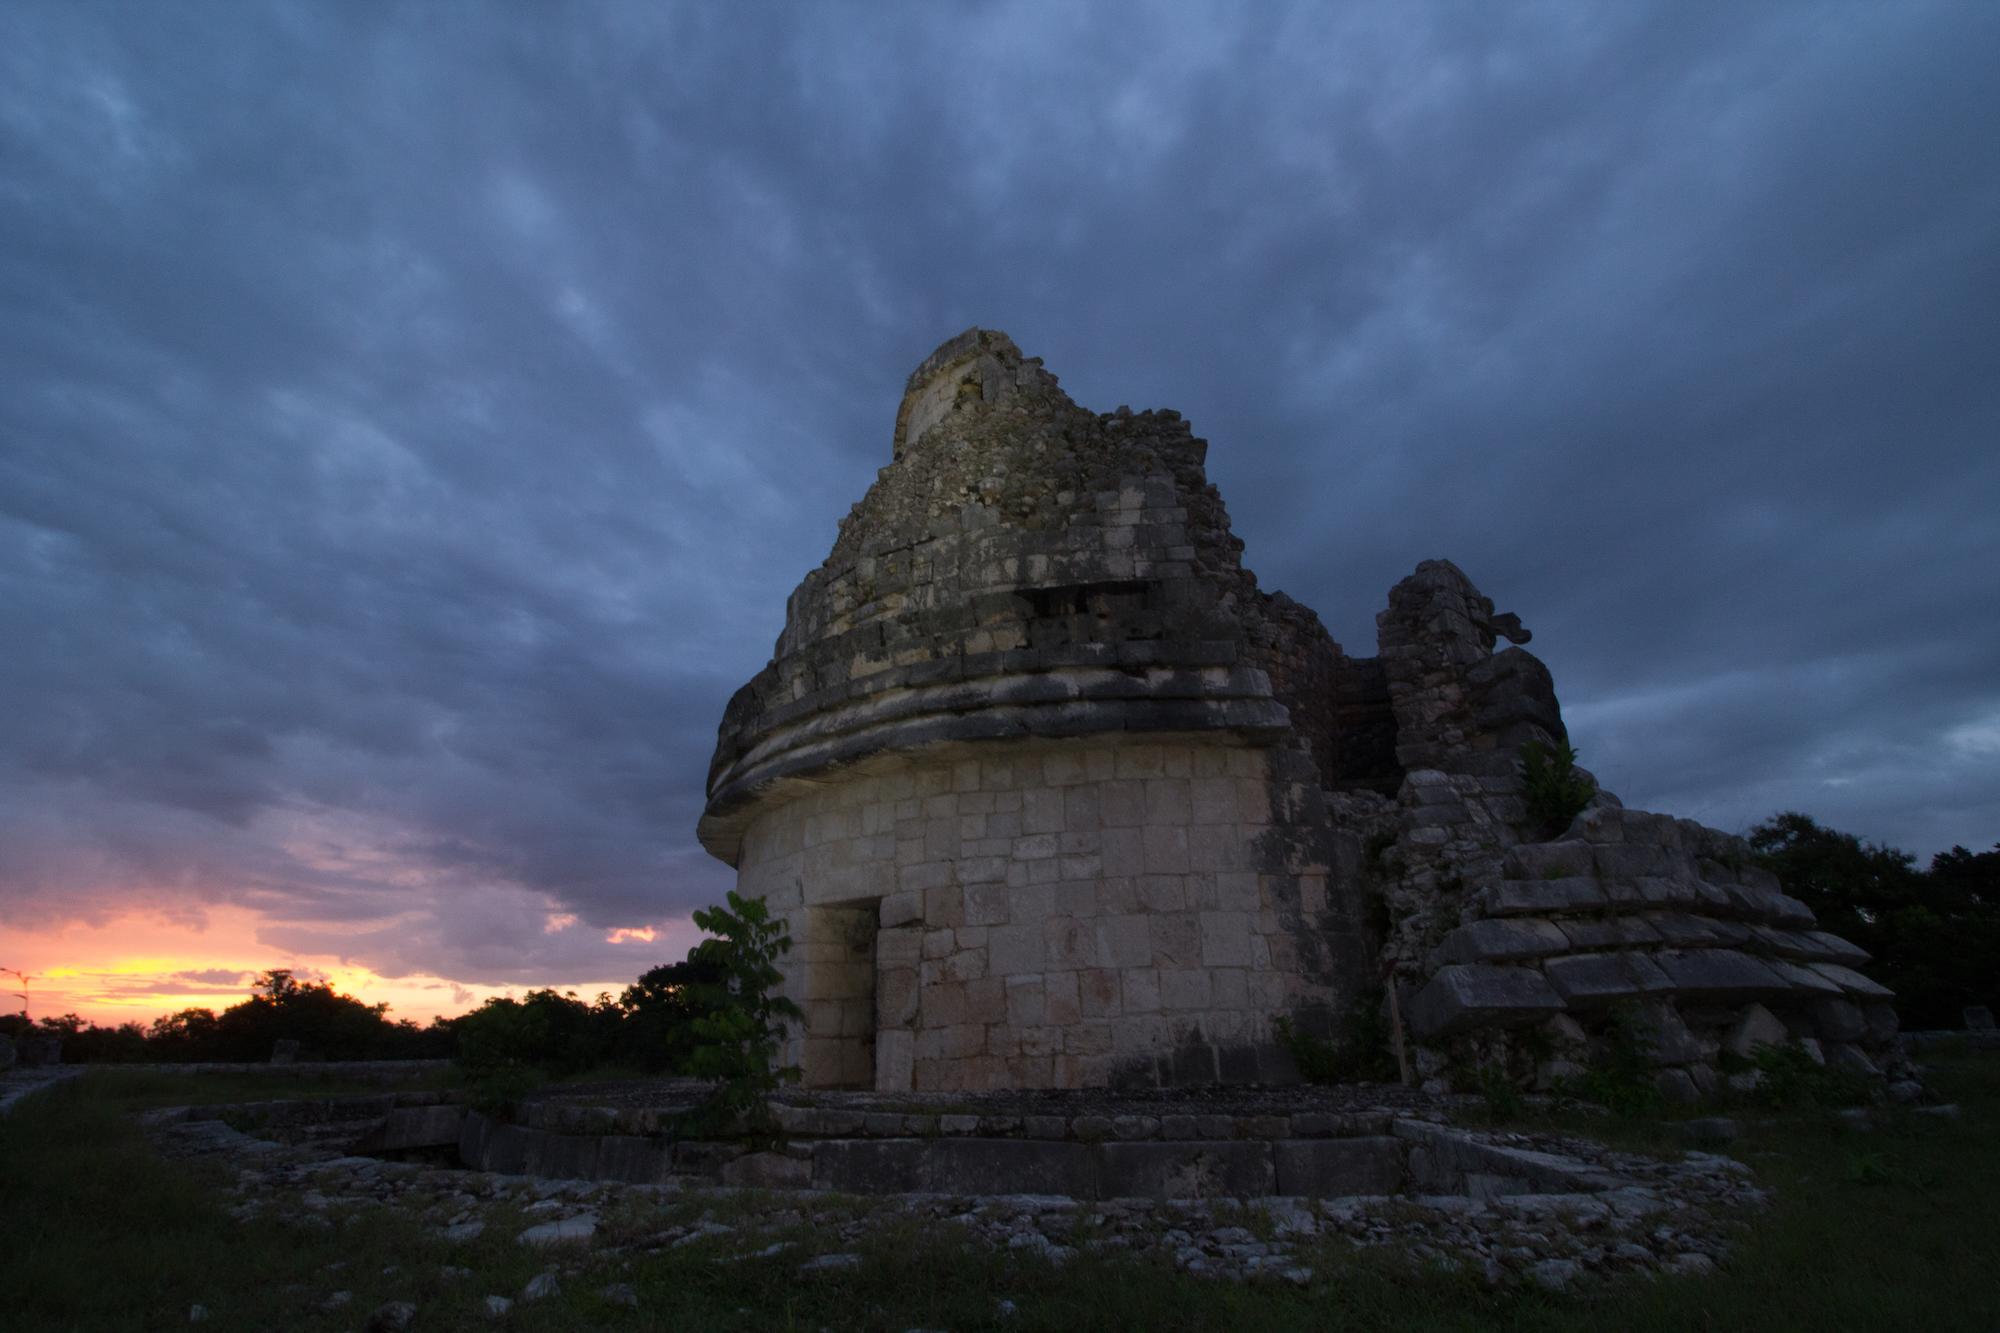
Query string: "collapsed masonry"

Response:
xmin=698 ymin=329 xmax=1896 ymax=1098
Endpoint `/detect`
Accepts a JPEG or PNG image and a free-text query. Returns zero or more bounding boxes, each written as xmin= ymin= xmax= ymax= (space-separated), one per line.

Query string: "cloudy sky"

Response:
xmin=4 ymin=2 xmax=1995 ymax=1026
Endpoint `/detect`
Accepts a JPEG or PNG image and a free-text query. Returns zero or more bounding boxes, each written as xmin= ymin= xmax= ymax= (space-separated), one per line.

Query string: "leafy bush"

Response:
xmin=680 ymin=891 xmax=802 ymax=1137
xmin=1741 ymin=1041 xmax=1872 ymax=1111
xmin=1520 ymin=739 xmax=1595 ymax=836
xmin=1564 ymin=1003 xmax=1663 ymax=1118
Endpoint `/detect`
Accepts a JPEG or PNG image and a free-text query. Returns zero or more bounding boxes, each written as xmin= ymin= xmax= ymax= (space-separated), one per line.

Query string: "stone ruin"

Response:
xmin=698 ymin=329 xmax=1896 ymax=1099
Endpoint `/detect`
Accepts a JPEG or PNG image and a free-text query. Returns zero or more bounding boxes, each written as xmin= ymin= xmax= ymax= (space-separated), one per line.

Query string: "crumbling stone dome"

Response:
xmin=701 ymin=330 xmax=1899 ymax=1098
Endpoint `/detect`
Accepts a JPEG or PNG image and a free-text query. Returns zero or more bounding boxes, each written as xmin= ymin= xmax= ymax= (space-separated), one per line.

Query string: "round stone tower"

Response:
xmin=700 ymin=330 xmax=1377 ymax=1093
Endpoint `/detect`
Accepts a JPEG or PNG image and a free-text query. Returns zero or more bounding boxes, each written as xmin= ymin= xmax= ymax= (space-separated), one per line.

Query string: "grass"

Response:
xmin=1 ymin=1056 xmax=1996 ymax=1331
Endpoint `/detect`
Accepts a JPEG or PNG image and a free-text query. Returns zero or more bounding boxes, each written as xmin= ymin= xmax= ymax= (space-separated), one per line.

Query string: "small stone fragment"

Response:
xmin=799 ymin=1252 xmax=864 ymax=1273
xmin=365 ymin=1301 xmax=418 ymax=1332
xmin=522 ymin=1271 xmax=561 ymax=1302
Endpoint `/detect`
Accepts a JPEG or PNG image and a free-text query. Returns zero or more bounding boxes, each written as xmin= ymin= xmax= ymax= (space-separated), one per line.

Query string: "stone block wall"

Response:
xmin=732 ymin=735 xmax=1353 ymax=1092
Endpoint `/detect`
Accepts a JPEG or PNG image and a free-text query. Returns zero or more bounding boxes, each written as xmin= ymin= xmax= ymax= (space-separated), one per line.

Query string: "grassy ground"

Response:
xmin=2 ymin=1057 xmax=1994 ymax=1332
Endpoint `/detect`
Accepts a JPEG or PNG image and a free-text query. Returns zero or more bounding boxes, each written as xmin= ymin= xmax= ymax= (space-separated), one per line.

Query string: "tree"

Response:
xmin=616 ymin=953 xmax=729 ymax=1073
xmin=683 ymin=891 xmax=802 ymax=1135
xmin=1750 ymin=813 xmax=2000 ymax=1029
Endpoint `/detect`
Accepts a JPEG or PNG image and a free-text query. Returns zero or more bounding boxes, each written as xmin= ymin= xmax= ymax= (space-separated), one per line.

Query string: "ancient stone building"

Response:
xmin=699 ymin=329 xmax=1896 ymax=1097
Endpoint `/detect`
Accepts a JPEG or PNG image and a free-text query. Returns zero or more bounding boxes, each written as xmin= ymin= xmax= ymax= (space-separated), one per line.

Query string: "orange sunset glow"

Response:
xmin=2 ymin=904 xmax=702 ymax=1029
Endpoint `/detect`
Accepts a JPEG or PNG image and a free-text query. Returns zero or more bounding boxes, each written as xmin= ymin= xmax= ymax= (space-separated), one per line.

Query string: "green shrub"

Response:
xmin=1520 ymin=739 xmax=1595 ymax=836
xmin=1563 ymin=1003 xmax=1663 ymax=1118
xmin=680 ymin=891 xmax=803 ymax=1138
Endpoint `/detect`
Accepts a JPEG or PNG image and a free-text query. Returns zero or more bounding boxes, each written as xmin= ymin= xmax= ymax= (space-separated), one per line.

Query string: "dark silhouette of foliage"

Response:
xmin=1750 ymin=812 xmax=2000 ymax=1030
xmin=1520 ymin=739 xmax=1595 ymax=836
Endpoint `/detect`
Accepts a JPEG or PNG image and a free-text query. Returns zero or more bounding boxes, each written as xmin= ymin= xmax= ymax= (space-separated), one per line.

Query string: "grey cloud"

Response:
xmin=1 ymin=2 xmax=1994 ymax=999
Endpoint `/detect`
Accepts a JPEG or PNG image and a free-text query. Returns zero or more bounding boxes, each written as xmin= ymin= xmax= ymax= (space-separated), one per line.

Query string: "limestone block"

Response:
xmin=1477 ymin=878 xmax=1606 ymax=917
xmin=1098 ymin=1141 xmax=1275 ymax=1199
xmin=1005 ymin=976 xmax=1048 ymax=1026
xmin=1100 ymin=913 xmax=1153 ymax=968
xmin=1723 ymin=1003 xmax=1790 ymax=1060
xmin=877 ymin=927 xmax=923 ymax=968
xmin=879 ymin=892 xmax=923 ymax=928
xmin=1807 ymin=962 xmax=1894 ymax=1000
xmin=1044 ymin=916 xmax=1099 ymax=970
xmin=1761 ymin=957 xmax=1844 ymax=998
xmin=1628 ymin=1001 xmax=1706 ymax=1065
xmin=1646 ymin=913 xmax=1722 ymax=947
xmin=1198 ymin=911 xmax=1255 ymax=967
xmin=1078 ymin=968 xmax=1121 ymax=1018
xmin=1150 ymin=913 xmax=1201 ymax=968
xmin=1811 ymin=998 xmax=1868 ymax=1044
xmin=929 ymin=1138 xmax=1096 ymax=1196
xmin=1044 ymin=970 xmax=1082 ymax=1025
xmin=1142 ymin=825 xmax=1190 ymax=874
xmin=874 ymin=1030 xmax=914 ymax=1092
xmin=1407 ymin=964 xmax=1565 ymax=1039
xmin=1542 ymin=953 xmax=1675 ymax=1005
xmin=1432 ymin=917 xmax=1569 ymax=966
xmin=1594 ymin=844 xmax=1673 ymax=878
xmin=1159 ymin=969 xmax=1213 ymax=1010
xmin=1123 ymin=969 xmax=1162 ymax=1013
xmin=1652 ymin=949 xmax=1787 ymax=999
xmin=1501 ymin=842 xmax=1597 ymax=880
xmin=1557 ymin=917 xmax=1661 ymax=951
xmin=1272 ymin=1137 xmax=1406 ymax=1196
xmin=1804 ymin=931 xmax=1872 ymax=965
xmin=987 ymin=923 xmax=1046 ymax=976
xmin=813 ymin=1140 xmax=928 ymax=1193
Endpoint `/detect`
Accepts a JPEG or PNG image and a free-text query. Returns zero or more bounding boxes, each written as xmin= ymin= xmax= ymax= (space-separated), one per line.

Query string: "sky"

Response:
xmin=3 ymin=2 xmax=1996 ymax=1028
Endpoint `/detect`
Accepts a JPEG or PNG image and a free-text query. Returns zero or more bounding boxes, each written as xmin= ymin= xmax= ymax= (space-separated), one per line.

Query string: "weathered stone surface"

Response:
xmin=1723 ymin=1004 xmax=1790 ymax=1060
xmin=1476 ymin=878 xmax=1607 ymax=917
xmin=1652 ymin=949 xmax=1787 ymax=999
xmin=928 ymin=1139 xmax=1096 ymax=1196
xmin=1098 ymin=1140 xmax=1275 ymax=1199
xmin=813 ymin=1139 xmax=929 ymax=1193
xmin=1407 ymin=965 xmax=1565 ymax=1038
xmin=1432 ymin=917 xmax=1569 ymax=966
xmin=1543 ymin=953 xmax=1675 ymax=1005
xmin=1272 ymin=1137 xmax=1406 ymax=1196
xmin=517 ymin=1213 xmax=597 ymax=1247
xmin=1807 ymin=962 xmax=1895 ymax=1000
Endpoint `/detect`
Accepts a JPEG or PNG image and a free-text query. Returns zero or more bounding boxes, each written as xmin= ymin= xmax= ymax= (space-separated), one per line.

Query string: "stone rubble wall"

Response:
xmin=1354 ymin=563 xmax=1896 ymax=1094
xmin=1403 ymin=803 xmax=1898 ymax=1096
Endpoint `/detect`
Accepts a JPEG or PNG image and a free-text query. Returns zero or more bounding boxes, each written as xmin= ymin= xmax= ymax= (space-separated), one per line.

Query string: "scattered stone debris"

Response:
xmin=143 ymin=1089 xmax=1774 ymax=1291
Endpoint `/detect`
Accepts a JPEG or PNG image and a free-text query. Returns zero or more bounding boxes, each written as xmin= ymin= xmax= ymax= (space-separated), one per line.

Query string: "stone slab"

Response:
xmin=928 ymin=1138 xmax=1097 ymax=1196
xmin=1433 ymin=917 xmax=1570 ymax=966
xmin=1652 ymin=949 xmax=1787 ymax=999
xmin=1407 ymin=964 xmax=1566 ymax=1039
xmin=1098 ymin=1140 xmax=1275 ymax=1199
xmin=1542 ymin=952 xmax=1675 ymax=1005
xmin=812 ymin=1139 xmax=930 ymax=1193
xmin=1272 ymin=1137 xmax=1406 ymax=1197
